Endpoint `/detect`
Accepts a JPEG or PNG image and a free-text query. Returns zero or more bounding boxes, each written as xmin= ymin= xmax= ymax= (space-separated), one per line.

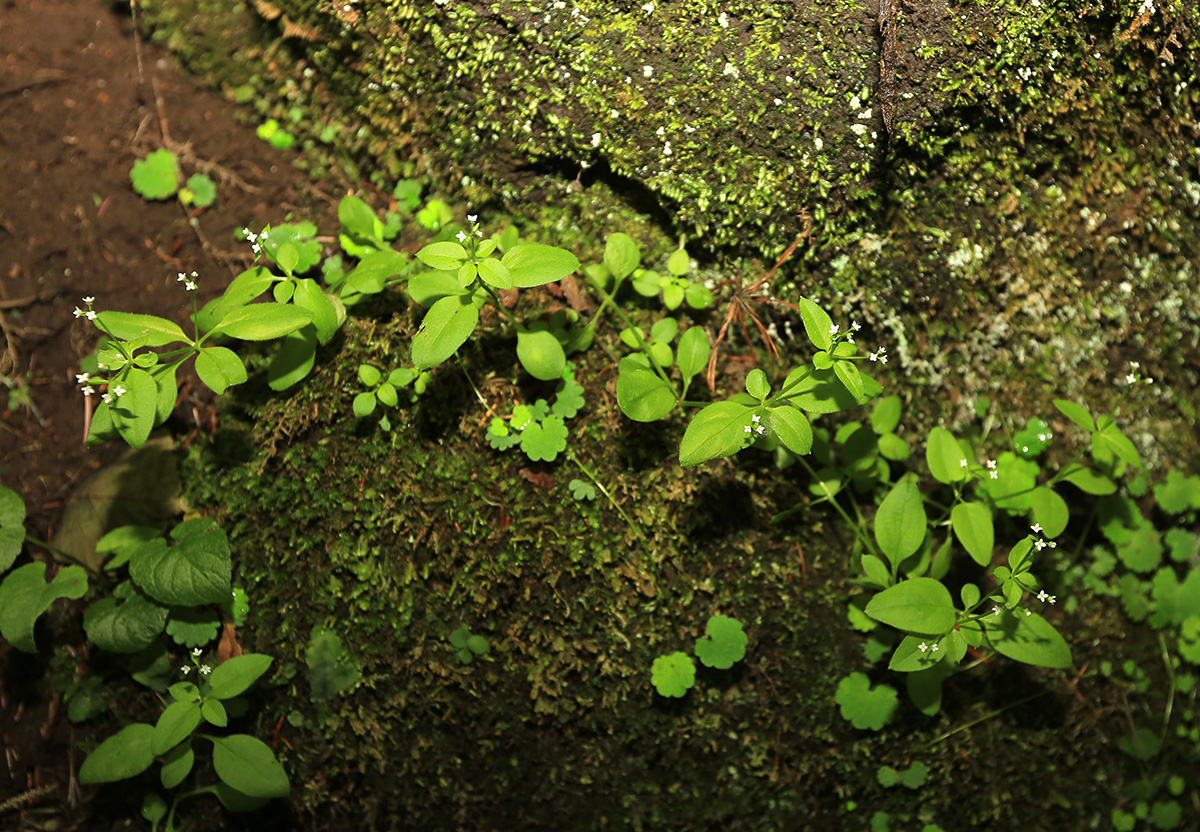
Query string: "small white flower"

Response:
xmin=475 ymin=230 xmax=483 ymax=238
xmin=918 ymin=642 xmax=928 ymax=652
xmin=1037 ymin=590 xmax=1050 ymax=602
xmin=181 ymin=665 xmax=192 ymax=675
xmin=755 ymin=425 xmax=765 ymax=435
xmin=880 ymin=355 xmax=888 ymax=364
xmin=1025 ymin=609 xmax=1032 ymax=616
xmin=192 ymin=648 xmax=203 ymax=657
xmin=744 ymin=425 xmax=752 ymax=434
xmin=1125 ymin=373 xmax=1136 ymax=385
xmin=76 ymin=373 xmax=89 ymax=384
xmin=992 ymin=606 xmax=1001 ymax=616
xmin=82 ymin=387 xmax=94 ymax=396
xmin=456 ymin=230 xmax=467 ymax=242
xmin=1130 ymin=361 xmax=1140 ymax=369
xmin=200 ymin=665 xmax=212 ymax=676
xmin=643 ymin=65 xmax=653 ymax=78
xmin=986 ymin=459 xmax=997 ymax=469
xmin=591 ymin=132 xmax=602 ymax=147
xmin=112 ymin=385 xmax=126 ymax=397
xmin=869 ymin=353 xmax=877 ymax=362
xmin=185 ymin=281 xmax=196 ymax=291
xmin=467 ymin=214 xmax=478 ymax=223
xmin=252 ymin=243 xmax=261 ymax=254
xmin=177 ymin=272 xmax=188 ymax=282
xmin=82 ymin=296 xmax=94 ymax=304
xmin=1031 ymin=523 xmax=1043 ymax=533
xmin=86 ymin=310 xmax=97 ymax=320
xmin=959 ymin=459 xmax=969 ymax=468
xmin=641 ymin=1 xmax=654 ymax=11
xmin=851 ymin=320 xmax=861 ymax=331
xmin=1035 ymin=539 xmax=1047 ymax=551
xmin=73 ymin=307 xmax=85 ymax=318
xmin=751 ymin=414 xmax=760 ymax=422
xmin=102 ymin=392 xmax=113 ymax=404
xmin=990 ymin=471 xmax=998 ymax=479
xmin=829 ymin=324 xmax=839 ymax=336
xmin=931 ymin=643 xmax=939 ymax=652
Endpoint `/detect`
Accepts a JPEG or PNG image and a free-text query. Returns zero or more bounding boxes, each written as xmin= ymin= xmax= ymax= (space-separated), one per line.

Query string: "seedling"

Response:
xmin=835 ymin=672 xmax=898 ymax=731
xmin=651 ymin=615 xmax=748 ymax=697
xmin=448 ymin=626 xmax=490 ymax=664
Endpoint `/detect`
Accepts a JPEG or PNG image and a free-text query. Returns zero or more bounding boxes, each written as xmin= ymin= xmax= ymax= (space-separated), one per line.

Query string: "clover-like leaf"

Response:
xmin=835 ymin=672 xmax=898 ymax=730
xmin=1154 ymin=470 xmax=1200 ymax=515
xmin=694 ymin=615 xmax=748 ymax=669
xmin=650 ymin=652 xmax=695 ymax=698
xmin=165 ymin=607 xmax=221 ymax=649
xmin=568 ymin=479 xmax=597 ymax=501
xmin=519 ymin=415 xmax=568 ymax=462
xmin=130 ymin=149 xmax=178 ymax=200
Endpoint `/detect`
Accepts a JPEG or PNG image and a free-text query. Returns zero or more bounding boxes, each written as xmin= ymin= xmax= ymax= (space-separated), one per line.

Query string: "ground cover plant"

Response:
xmin=3 ymin=170 xmax=1198 ymax=830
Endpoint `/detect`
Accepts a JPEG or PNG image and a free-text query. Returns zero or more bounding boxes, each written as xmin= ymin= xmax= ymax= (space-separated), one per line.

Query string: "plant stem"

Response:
xmin=567 ymin=448 xmax=646 ymax=541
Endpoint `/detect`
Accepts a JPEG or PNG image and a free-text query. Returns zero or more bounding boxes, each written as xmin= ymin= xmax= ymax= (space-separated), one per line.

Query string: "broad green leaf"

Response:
xmin=79 ymin=723 xmax=156 ymax=783
xmin=130 ymin=149 xmax=178 ymax=200
xmin=111 ymin=367 xmax=159 ymax=449
xmin=1029 ymin=486 xmax=1069 ymax=538
xmin=951 ymin=501 xmax=994 ymax=567
xmin=679 ymin=400 xmax=753 ymax=468
xmin=150 ymin=362 xmax=178 ymax=428
xmin=778 ymin=365 xmax=881 ymax=413
xmin=275 ymin=241 xmax=299 ymax=275
xmin=616 ymin=357 xmax=676 ymax=422
xmin=267 ymin=325 xmax=317 ymax=391
xmin=0 ymin=485 xmax=28 ymax=572
xmin=745 ymin=369 xmax=770 ymax=400
xmin=887 ymin=634 xmax=948 ymax=672
xmin=1053 ymin=399 xmax=1095 ymax=432
xmin=604 ymin=232 xmax=640 ymax=280
xmin=338 ymin=195 xmax=382 ymax=243
xmin=516 ymin=328 xmax=566 ymax=381
xmin=215 ymin=783 xmax=270 ymax=813
xmin=667 ymin=247 xmax=689 ymax=275
xmin=208 ymin=653 xmax=274 ymax=699
xmin=906 ymin=661 xmax=954 ymax=716
xmin=694 ymin=615 xmax=748 ymax=669
xmin=1093 ymin=416 xmax=1141 ymax=468
xmin=519 ymin=415 xmax=569 ymax=462
xmin=649 ymin=316 xmax=679 ymax=344
xmin=865 ymin=578 xmax=956 ymax=634
xmin=206 ymin=267 xmax=274 ymax=319
xmin=416 ymin=241 xmax=468 ymax=271
xmin=769 ymin=405 xmax=813 ymax=456
xmin=306 ymin=627 xmax=362 ymax=701
xmin=210 ymin=734 xmax=290 ymax=798
xmin=202 ymin=698 xmax=228 ymax=727
xmin=835 ymin=672 xmax=897 ymax=731
xmin=861 ymin=554 xmax=892 ymax=588
xmin=871 ymin=395 xmax=902 ymax=435
xmin=161 ymin=742 xmax=195 ymax=789
xmin=358 ymin=364 xmax=381 ymax=386
xmin=128 ymin=519 xmax=231 ymax=607
xmin=153 ymin=700 xmax=202 ymax=755
xmin=95 ymin=312 xmax=190 ymax=347
xmin=0 ymin=563 xmax=88 ymax=652
xmin=925 ymin=427 xmax=966 ymax=484
xmin=292 ymin=279 xmax=339 ymax=344
xmin=352 ymin=391 xmax=377 ymax=418
xmin=194 ymin=347 xmax=248 ymax=395
xmin=501 ymin=243 xmax=580 ymax=288
xmin=209 ymin=304 xmax=313 ymax=341
xmin=477 ymin=257 xmax=513 ymax=290
xmin=650 ymin=652 xmax=695 ymax=698
xmin=345 ymin=249 xmax=408 ymax=294
xmin=834 ymin=357 xmax=865 ymax=402
xmin=983 ymin=610 xmax=1072 ymax=668
xmin=411 ymin=295 xmax=479 ymax=369
xmin=676 ymin=326 xmax=710 ymax=384
xmin=798 ymin=297 xmax=833 ymax=352
xmin=1061 ymin=463 xmax=1117 ymax=495
xmin=83 ymin=585 xmax=169 ymax=653
xmin=874 ymin=480 xmax=927 ymax=568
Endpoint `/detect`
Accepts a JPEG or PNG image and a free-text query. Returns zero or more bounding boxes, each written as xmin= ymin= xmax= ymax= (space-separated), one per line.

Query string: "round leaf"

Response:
xmin=1029 ymin=486 xmax=1069 ymax=538
xmin=411 ymin=295 xmax=480 ymax=370
xmin=616 ymin=358 xmax=676 ymax=422
xmin=650 ymin=652 xmax=695 ymax=698
xmin=194 ymin=347 xmax=248 ymax=395
xmin=210 ymin=734 xmax=290 ymax=798
xmin=694 ymin=615 xmax=748 ymax=669
xmin=864 ymin=578 xmax=956 ymax=634
xmin=516 ymin=328 xmax=567 ymax=381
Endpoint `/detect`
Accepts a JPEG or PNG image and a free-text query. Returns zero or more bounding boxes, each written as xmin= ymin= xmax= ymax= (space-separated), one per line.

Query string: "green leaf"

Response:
xmin=95 ymin=312 xmax=191 ymax=347
xmin=83 ymin=584 xmax=169 ymax=653
xmin=338 ymin=195 xmax=382 ymax=243
xmin=352 ymin=391 xmax=377 ymax=418
xmin=887 ymin=634 xmax=948 ymax=672
xmin=694 ymin=615 xmax=748 ymax=669
xmin=835 ymin=672 xmax=898 ymax=730
xmin=874 ymin=480 xmax=928 ymax=568
xmin=650 ymin=652 xmax=695 ymax=698
xmin=153 ymin=700 xmax=202 ymax=755
xmin=519 ymin=415 xmax=569 ymax=462
xmin=679 ymin=400 xmax=753 ymax=468
xmin=871 ymin=395 xmax=902 ymax=435
xmin=865 ymin=578 xmax=956 ymax=634
xmin=616 ymin=357 xmax=676 ymax=422
xmin=194 ymin=346 xmax=248 ymax=395
xmin=925 ymin=427 xmax=966 ymax=484
xmin=160 ymin=743 xmax=195 ymax=789
xmin=476 ymin=257 xmax=513 ymax=290
xmin=266 ymin=325 xmax=317 ymax=391
xmin=745 ymin=369 xmax=770 ymax=400
xmin=205 ymin=267 xmax=275 ymax=321
xmin=1053 ymin=399 xmax=1095 ymax=432
xmin=345 ymin=249 xmax=408 ymax=294
xmin=79 ymin=723 xmax=156 ymax=783
xmin=164 ymin=607 xmax=220 ymax=648
xmin=215 ymin=782 xmax=270 ymax=813
xmin=130 ymin=149 xmax=178 ymax=200
xmin=202 ymin=698 xmax=228 ymax=727
xmin=778 ymin=365 xmax=881 ymax=412
xmin=1093 ymin=416 xmax=1141 ymax=469
xmin=501 ymin=243 xmax=580 ymax=288
xmin=416 ymin=241 xmax=468 ymax=271
xmin=667 ymin=248 xmax=690 ymax=276
xmin=983 ymin=610 xmax=1072 ymax=668
xmin=798 ymin=297 xmax=833 ymax=352
xmin=292 ymin=279 xmax=339 ymax=344
xmin=676 ymin=326 xmax=710 ymax=385
xmin=1154 ymin=470 xmax=1200 ymax=515
xmin=358 ymin=364 xmax=382 ymax=386
xmin=0 ymin=563 xmax=89 ymax=652
xmin=210 ymin=734 xmax=290 ymax=798
xmin=861 ymin=554 xmax=892 ymax=589
xmin=411 ymin=295 xmax=479 ymax=370
xmin=834 ymin=357 xmax=866 ymax=402
xmin=0 ymin=485 xmax=28 ymax=573
xmin=1060 ymin=464 xmax=1117 ymax=496
xmin=516 ymin=328 xmax=567 ymax=381
xmin=1029 ymin=486 xmax=1069 ymax=538
xmin=768 ymin=405 xmax=813 ymax=457
xmin=568 ymin=479 xmax=597 ymax=501
xmin=184 ymin=173 xmax=217 ymax=207
xmin=208 ymin=653 xmax=274 ymax=699
xmin=951 ymin=501 xmax=994 ymax=567
xmin=111 ymin=367 xmax=159 ymax=449
xmin=276 ymin=242 xmax=300 ymax=275
xmin=209 ymin=304 xmax=313 ymax=341
xmin=306 ymin=627 xmax=361 ymax=701
xmin=128 ymin=518 xmax=231 ymax=607
xmin=906 ymin=662 xmax=953 ymax=717
xmin=604 ymin=232 xmax=640 ymax=280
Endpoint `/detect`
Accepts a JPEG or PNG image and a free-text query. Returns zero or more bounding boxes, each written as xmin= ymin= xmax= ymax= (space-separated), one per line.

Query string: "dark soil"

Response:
xmin=0 ymin=0 xmax=345 ymax=825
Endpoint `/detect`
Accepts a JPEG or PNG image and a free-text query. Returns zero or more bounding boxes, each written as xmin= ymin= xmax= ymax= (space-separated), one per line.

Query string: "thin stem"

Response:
xmin=566 ymin=448 xmax=646 ymax=541
xmin=920 ymin=689 xmax=1050 ymax=750
xmin=790 ymin=453 xmax=881 ymax=561
xmin=24 ymin=537 xmax=100 ymax=578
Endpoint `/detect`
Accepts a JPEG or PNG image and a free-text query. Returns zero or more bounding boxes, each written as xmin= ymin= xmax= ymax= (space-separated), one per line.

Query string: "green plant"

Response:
xmin=352 ymin=363 xmax=428 ymax=430
xmin=179 ymin=173 xmax=217 ymax=208
xmin=255 ymin=118 xmax=295 ymax=150
xmin=448 ymin=625 xmax=490 ymax=665
xmin=486 ymin=367 xmax=584 ymax=463
xmin=130 ymin=149 xmax=179 ymax=200
xmin=651 ymin=615 xmax=748 ymax=697
xmin=306 ymin=625 xmax=362 ymax=701
xmin=835 ymin=672 xmax=898 ymax=730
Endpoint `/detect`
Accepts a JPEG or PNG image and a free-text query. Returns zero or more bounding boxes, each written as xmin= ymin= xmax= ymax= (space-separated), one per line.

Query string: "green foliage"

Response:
xmin=448 ymin=626 xmax=490 ymax=665
xmin=256 ymin=118 xmax=295 ymax=149
xmin=130 ymin=149 xmax=179 ymax=200
xmin=568 ymin=479 xmax=597 ymax=502
xmin=835 ymin=672 xmax=898 ymax=731
xmin=650 ymin=652 xmax=695 ymax=698
xmin=877 ymin=761 xmax=928 ymax=789
xmin=180 ymin=173 xmax=217 ymax=208
xmin=486 ymin=369 xmax=584 ymax=463
xmin=694 ymin=615 xmax=748 ymax=669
